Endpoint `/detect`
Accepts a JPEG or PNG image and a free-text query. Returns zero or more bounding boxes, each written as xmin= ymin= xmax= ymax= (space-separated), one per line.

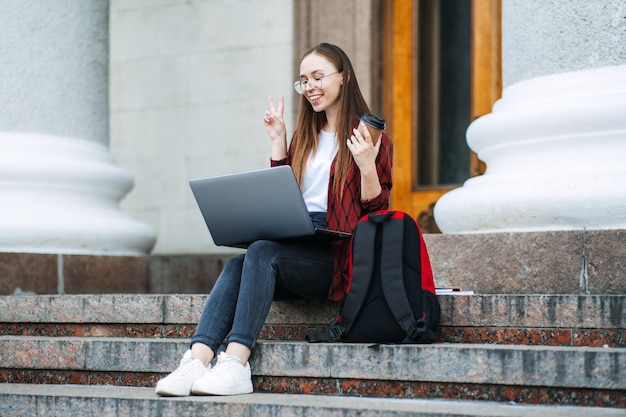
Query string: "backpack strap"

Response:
xmin=306 ymin=212 xmax=383 ymax=343
xmin=334 ymin=212 xmax=382 ymax=335
xmin=304 ymin=321 xmax=344 ymax=343
xmin=379 ymin=212 xmax=427 ymax=343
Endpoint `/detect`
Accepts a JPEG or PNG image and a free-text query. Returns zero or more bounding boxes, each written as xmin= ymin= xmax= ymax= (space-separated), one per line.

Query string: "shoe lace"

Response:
xmin=172 ymin=357 xmax=201 ymax=376
xmin=211 ymin=354 xmax=240 ymax=375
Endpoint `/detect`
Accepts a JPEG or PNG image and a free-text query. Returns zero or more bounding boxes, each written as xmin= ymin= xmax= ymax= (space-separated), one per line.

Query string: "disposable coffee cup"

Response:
xmin=360 ymin=113 xmax=386 ymax=145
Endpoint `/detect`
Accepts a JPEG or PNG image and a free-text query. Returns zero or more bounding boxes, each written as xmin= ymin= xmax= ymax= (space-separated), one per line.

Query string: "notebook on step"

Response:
xmin=189 ymin=165 xmax=351 ymax=248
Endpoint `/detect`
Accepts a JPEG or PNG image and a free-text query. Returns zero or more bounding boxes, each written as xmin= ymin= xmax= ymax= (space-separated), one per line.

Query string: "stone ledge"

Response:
xmin=0 ymin=253 xmax=149 ymax=295
xmin=423 ymin=229 xmax=626 ymax=294
xmin=0 ymin=229 xmax=624 ymax=295
xmin=1 ymin=384 xmax=624 ymax=416
xmin=0 ymin=253 xmax=223 ymax=295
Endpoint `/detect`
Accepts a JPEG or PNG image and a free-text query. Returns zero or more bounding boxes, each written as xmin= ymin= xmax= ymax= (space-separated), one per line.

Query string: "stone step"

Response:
xmin=1 ymin=337 xmax=625 ymax=407
xmin=1 ymin=294 xmax=624 ymax=346
xmin=2 ymin=384 xmax=624 ymax=417
xmin=4 ymin=384 xmax=626 ymax=417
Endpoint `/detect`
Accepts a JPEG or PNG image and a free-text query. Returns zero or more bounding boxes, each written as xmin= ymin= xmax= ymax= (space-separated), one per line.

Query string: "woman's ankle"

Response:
xmin=190 ymin=343 xmax=214 ymax=367
xmin=225 ymin=342 xmax=251 ymax=365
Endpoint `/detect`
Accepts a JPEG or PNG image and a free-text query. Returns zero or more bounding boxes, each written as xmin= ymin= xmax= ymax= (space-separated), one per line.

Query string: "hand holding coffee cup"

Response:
xmin=359 ymin=113 xmax=386 ymax=145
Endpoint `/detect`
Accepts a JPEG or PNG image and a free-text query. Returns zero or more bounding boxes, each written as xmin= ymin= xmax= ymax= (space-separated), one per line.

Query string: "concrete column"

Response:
xmin=0 ymin=1 xmax=156 ymax=255
xmin=434 ymin=0 xmax=626 ymax=233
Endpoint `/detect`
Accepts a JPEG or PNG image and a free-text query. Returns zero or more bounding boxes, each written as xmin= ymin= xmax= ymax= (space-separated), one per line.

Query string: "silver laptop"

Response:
xmin=189 ymin=165 xmax=351 ymax=248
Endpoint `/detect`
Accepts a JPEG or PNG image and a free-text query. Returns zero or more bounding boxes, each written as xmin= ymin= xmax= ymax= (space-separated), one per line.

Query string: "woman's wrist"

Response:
xmin=358 ymin=161 xmax=378 ymax=178
xmin=270 ymin=138 xmax=287 ymax=160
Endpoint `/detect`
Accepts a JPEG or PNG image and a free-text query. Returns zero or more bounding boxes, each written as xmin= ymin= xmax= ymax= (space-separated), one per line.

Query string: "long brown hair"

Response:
xmin=291 ymin=43 xmax=371 ymax=197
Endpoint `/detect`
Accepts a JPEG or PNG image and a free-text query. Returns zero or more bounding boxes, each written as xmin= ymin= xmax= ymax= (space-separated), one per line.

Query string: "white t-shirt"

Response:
xmin=301 ymin=130 xmax=338 ymax=212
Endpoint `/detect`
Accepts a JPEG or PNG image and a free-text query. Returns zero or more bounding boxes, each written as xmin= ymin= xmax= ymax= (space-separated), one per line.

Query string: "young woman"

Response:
xmin=155 ymin=42 xmax=393 ymax=397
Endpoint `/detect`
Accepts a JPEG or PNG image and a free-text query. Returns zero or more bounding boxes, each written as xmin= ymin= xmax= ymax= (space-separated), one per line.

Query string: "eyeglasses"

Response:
xmin=293 ymin=72 xmax=338 ymax=94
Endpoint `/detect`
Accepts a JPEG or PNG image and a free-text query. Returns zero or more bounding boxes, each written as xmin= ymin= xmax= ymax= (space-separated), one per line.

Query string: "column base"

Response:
xmin=435 ymin=65 xmax=626 ymax=233
xmin=0 ymin=133 xmax=156 ymax=255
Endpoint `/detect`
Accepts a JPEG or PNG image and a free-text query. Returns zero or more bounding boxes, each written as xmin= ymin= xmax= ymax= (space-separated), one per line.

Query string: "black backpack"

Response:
xmin=307 ymin=210 xmax=440 ymax=344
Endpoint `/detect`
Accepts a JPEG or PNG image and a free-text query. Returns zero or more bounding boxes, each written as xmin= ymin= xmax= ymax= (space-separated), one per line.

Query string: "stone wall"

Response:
xmin=109 ymin=0 xmax=294 ymax=255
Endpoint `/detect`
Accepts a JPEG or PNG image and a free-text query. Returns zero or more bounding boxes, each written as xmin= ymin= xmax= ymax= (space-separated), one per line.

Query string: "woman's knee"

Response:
xmin=222 ymin=254 xmax=245 ymax=273
xmin=246 ymin=239 xmax=280 ymax=253
xmin=245 ymin=240 xmax=281 ymax=263
xmin=212 ymin=254 xmax=245 ymax=288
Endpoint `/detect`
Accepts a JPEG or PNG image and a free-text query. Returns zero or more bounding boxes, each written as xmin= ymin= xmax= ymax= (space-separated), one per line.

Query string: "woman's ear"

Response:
xmin=341 ymin=70 xmax=350 ymax=86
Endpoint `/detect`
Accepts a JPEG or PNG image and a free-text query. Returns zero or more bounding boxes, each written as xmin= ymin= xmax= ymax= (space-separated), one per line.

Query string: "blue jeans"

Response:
xmin=190 ymin=239 xmax=334 ymax=353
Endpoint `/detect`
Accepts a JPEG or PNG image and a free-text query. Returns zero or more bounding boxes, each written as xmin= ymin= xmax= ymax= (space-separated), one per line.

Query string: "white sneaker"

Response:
xmin=155 ymin=350 xmax=209 ymax=396
xmin=191 ymin=352 xmax=253 ymax=396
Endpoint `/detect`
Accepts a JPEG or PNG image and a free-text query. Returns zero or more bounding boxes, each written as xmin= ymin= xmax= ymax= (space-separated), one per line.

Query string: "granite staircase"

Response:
xmin=0 ymin=293 xmax=624 ymax=416
xmin=1 ymin=230 xmax=625 ymax=415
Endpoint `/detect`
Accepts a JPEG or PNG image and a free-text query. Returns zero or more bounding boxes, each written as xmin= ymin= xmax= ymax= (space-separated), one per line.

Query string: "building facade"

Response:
xmin=2 ymin=0 xmax=625 ymax=259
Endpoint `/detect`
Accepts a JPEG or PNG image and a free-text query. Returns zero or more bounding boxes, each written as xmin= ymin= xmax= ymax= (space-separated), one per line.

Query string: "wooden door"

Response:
xmin=382 ymin=0 xmax=501 ymax=232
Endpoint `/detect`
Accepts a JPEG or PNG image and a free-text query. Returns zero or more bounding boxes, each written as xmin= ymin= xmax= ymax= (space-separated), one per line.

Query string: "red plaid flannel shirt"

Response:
xmin=271 ymin=133 xmax=393 ymax=301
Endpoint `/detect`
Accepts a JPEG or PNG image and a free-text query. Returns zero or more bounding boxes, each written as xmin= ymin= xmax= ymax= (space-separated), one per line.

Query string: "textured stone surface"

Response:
xmin=0 ymin=336 xmax=187 ymax=373
xmin=0 ymin=294 xmax=165 ymax=323
xmin=2 ymin=337 xmax=624 ymax=390
xmin=0 ymin=254 xmax=151 ymax=295
xmin=585 ymin=229 xmax=626 ymax=294
xmin=502 ymin=0 xmax=626 ymax=86
xmin=0 ymin=369 xmax=158 ymax=387
xmin=2 ymin=294 xmax=623 ymax=330
xmin=438 ymin=295 xmax=626 ymax=329
xmin=0 ymin=1 xmax=109 ymax=143
xmin=1 ymin=322 xmax=623 ymax=348
xmin=2 ymin=370 xmax=624 ymax=408
xmin=2 ymin=292 xmax=624 ymax=408
xmin=423 ymin=231 xmax=583 ymax=294
xmin=63 ymin=255 xmax=149 ymax=294
xmin=1 ymin=228 xmax=624 ymax=295
xmin=252 ymin=342 xmax=626 ymax=390
xmin=1 ymin=294 xmax=624 ymax=347
xmin=148 ymin=255 xmax=223 ymax=293
xmin=1 ymin=384 xmax=625 ymax=416
xmin=254 ymin=377 xmax=626 ymax=408
xmin=0 ymin=253 xmax=57 ymax=295
xmin=0 ymin=337 xmax=86 ymax=370
xmin=438 ymin=327 xmax=574 ymax=346
xmin=162 ymin=294 xmax=207 ymax=323
xmin=0 ymin=323 xmax=195 ymax=339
